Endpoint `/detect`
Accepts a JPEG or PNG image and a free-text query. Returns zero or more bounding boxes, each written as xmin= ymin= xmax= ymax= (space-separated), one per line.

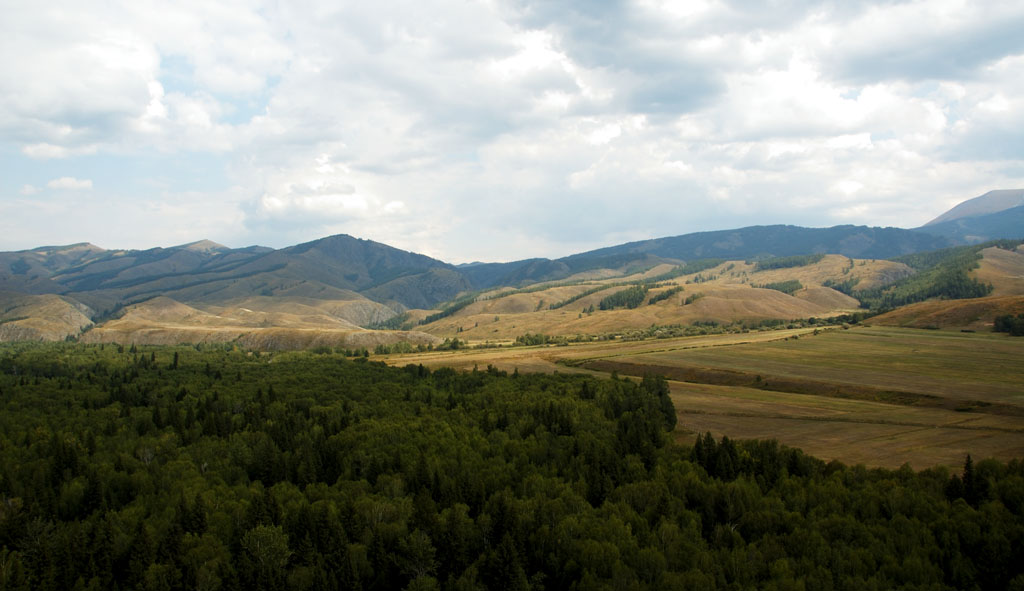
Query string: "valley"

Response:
xmin=1 ymin=190 xmax=1023 ymax=470
xmin=381 ymin=325 xmax=1024 ymax=469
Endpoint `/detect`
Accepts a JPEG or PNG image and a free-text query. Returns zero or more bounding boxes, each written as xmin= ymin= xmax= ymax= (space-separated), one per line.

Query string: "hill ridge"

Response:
xmin=924 ymin=189 xmax=1024 ymax=226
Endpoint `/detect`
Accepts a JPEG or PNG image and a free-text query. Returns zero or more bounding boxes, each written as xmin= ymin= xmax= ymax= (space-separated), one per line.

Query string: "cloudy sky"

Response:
xmin=2 ymin=0 xmax=1023 ymax=262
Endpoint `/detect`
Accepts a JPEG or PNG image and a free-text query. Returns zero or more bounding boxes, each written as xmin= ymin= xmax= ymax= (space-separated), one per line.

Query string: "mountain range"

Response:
xmin=1 ymin=189 xmax=1022 ymax=346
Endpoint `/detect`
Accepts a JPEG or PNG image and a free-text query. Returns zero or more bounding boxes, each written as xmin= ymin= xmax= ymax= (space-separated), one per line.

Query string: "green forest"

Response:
xmin=755 ymin=281 xmax=803 ymax=296
xmin=994 ymin=314 xmax=1024 ymax=336
xmin=599 ymin=286 xmax=649 ymax=310
xmin=0 ymin=343 xmax=1022 ymax=590
xmin=752 ymin=254 xmax=825 ymax=271
xmin=853 ymin=242 xmax=1024 ymax=311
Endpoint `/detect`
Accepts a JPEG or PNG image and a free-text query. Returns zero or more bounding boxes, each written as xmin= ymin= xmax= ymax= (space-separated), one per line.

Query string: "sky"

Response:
xmin=2 ymin=0 xmax=1023 ymax=263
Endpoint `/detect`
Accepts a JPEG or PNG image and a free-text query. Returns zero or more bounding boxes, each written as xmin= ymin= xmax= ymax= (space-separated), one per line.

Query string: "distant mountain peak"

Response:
xmin=176 ymin=239 xmax=229 ymax=253
xmin=29 ymin=242 xmax=105 ymax=254
xmin=925 ymin=189 xmax=1024 ymax=226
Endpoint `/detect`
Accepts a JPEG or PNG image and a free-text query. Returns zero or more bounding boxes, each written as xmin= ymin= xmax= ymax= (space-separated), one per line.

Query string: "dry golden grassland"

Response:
xmin=867 ymin=247 xmax=1024 ymax=331
xmin=0 ymin=293 xmax=93 ymax=341
xmin=975 ymin=245 xmax=1024 ymax=296
xmin=870 ymin=296 xmax=1024 ymax=331
xmin=80 ymin=296 xmax=440 ymax=349
xmin=418 ymin=256 xmax=893 ymax=340
xmin=382 ymin=326 xmax=1024 ymax=469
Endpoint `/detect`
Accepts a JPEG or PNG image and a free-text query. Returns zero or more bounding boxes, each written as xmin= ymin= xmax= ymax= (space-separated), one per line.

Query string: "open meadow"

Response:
xmin=383 ymin=326 xmax=1024 ymax=469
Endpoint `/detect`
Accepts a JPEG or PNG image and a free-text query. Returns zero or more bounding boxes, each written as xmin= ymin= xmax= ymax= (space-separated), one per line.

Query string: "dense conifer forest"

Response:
xmin=0 ymin=343 xmax=1022 ymax=590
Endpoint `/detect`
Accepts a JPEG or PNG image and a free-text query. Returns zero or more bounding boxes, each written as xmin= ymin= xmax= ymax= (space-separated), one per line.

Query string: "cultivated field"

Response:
xmin=382 ymin=326 xmax=1024 ymax=469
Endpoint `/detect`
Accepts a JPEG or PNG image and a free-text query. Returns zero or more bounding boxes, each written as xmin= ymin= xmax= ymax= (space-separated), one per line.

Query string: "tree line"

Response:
xmin=752 ymin=253 xmax=825 ymax=271
xmin=598 ymin=285 xmax=649 ymax=310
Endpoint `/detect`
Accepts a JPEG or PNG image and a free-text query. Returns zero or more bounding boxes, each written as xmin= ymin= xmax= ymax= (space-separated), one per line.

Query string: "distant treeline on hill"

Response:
xmin=647 ymin=285 xmax=684 ymax=305
xmin=599 ymin=284 xmax=649 ymax=310
xmin=0 ymin=343 xmax=1022 ymax=590
xmin=752 ymin=253 xmax=825 ymax=271
xmin=755 ymin=280 xmax=803 ymax=295
xmin=420 ymin=292 xmax=480 ymax=324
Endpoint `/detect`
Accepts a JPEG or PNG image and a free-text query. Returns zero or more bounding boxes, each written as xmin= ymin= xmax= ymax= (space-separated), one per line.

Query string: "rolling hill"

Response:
xmin=3 ymin=189 xmax=1024 ymax=346
xmin=460 ymin=225 xmax=954 ymax=289
xmin=414 ymin=255 xmax=899 ymax=340
xmin=79 ymin=296 xmax=440 ymax=350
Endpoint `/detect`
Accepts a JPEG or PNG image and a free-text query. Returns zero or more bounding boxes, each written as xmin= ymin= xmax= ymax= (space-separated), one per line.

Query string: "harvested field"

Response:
xmin=381 ymin=326 xmax=1024 ymax=468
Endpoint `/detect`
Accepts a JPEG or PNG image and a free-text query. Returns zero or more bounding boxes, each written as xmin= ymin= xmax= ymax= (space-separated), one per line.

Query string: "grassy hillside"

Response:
xmin=847 ymin=241 xmax=1022 ymax=312
xmin=79 ymin=296 xmax=440 ymax=350
xmin=0 ymin=292 xmax=93 ymax=341
xmin=416 ymin=255 xmax=891 ymax=340
xmin=975 ymin=245 xmax=1024 ymax=296
xmin=870 ymin=296 xmax=1024 ymax=331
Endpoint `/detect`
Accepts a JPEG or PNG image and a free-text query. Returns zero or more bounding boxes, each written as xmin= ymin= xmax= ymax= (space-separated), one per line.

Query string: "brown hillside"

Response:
xmin=81 ymin=325 xmax=440 ymax=350
xmin=416 ymin=254 xmax=916 ymax=339
xmin=974 ymin=247 xmax=1024 ymax=296
xmin=201 ymin=296 xmax=396 ymax=328
xmin=421 ymin=285 xmax=857 ymax=340
xmin=747 ymin=255 xmax=913 ymax=290
xmin=685 ymin=287 xmax=841 ymax=322
xmin=111 ymin=297 xmax=219 ymax=325
xmin=793 ymin=287 xmax=861 ymax=310
xmin=96 ymin=296 xmax=363 ymax=331
xmin=80 ymin=296 xmax=439 ymax=349
xmin=0 ymin=292 xmax=93 ymax=341
xmin=870 ymin=295 xmax=1024 ymax=330
xmin=462 ymin=285 xmax=604 ymax=316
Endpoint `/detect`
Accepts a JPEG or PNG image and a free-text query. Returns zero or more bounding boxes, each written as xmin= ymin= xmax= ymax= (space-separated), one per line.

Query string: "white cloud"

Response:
xmin=47 ymin=177 xmax=93 ymax=190
xmin=1 ymin=0 xmax=1023 ymax=260
xmin=21 ymin=143 xmax=99 ymax=159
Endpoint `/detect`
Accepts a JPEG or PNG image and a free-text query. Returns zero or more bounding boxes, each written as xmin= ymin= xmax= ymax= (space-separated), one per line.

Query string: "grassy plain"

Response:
xmin=382 ymin=326 xmax=1024 ymax=469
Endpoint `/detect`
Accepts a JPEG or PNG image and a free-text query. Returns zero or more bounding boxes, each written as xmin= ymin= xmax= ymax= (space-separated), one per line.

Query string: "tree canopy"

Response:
xmin=0 ymin=343 xmax=1021 ymax=590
